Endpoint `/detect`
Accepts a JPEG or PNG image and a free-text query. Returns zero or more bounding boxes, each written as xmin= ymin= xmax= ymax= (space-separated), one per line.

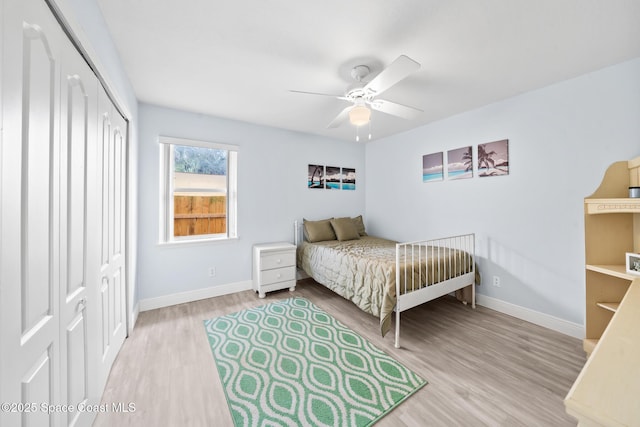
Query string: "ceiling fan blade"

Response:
xmin=290 ymin=90 xmax=348 ymax=101
xmin=327 ymin=106 xmax=353 ymax=128
xmin=364 ymin=55 xmax=420 ymax=96
xmin=369 ymin=99 xmax=422 ymax=120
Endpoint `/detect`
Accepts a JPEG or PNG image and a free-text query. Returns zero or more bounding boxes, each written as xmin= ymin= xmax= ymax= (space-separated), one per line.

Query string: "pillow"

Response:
xmin=303 ymin=218 xmax=336 ymax=243
xmin=330 ymin=217 xmax=361 ymax=241
xmin=351 ymin=215 xmax=367 ymax=236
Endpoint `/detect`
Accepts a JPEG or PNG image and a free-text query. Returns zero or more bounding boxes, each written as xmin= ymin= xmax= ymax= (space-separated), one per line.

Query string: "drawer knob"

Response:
xmin=276 ymin=273 xmax=281 ymax=278
xmin=276 ymin=259 xmax=281 ymax=263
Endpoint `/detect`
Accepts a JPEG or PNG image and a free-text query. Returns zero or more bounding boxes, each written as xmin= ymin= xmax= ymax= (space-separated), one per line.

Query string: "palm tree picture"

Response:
xmin=477 ymin=139 xmax=509 ymax=177
xmin=447 ymin=146 xmax=473 ymax=180
xmin=308 ymin=164 xmax=324 ymax=188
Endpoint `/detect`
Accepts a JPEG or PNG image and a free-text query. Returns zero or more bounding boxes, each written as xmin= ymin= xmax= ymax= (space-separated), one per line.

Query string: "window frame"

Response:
xmin=159 ymin=136 xmax=238 ymax=244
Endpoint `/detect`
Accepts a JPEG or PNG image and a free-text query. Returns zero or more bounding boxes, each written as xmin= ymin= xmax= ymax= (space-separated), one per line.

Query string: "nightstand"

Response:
xmin=252 ymin=242 xmax=296 ymax=298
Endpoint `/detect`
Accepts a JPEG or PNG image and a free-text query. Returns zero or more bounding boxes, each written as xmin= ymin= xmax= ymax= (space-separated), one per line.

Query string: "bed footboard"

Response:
xmin=395 ymin=233 xmax=475 ymax=348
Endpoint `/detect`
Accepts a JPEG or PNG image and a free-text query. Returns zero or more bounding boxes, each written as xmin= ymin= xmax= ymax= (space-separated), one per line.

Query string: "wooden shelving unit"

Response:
xmin=582 ymin=156 xmax=640 ymax=356
xmin=564 ymin=156 xmax=640 ymax=426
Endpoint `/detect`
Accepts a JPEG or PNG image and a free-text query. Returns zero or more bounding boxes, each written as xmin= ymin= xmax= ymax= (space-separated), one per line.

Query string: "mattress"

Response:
xmin=297 ymin=236 xmax=472 ymax=336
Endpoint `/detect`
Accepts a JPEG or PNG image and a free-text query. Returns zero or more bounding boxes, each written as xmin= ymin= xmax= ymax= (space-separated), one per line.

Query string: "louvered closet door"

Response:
xmin=0 ymin=0 xmax=65 ymax=425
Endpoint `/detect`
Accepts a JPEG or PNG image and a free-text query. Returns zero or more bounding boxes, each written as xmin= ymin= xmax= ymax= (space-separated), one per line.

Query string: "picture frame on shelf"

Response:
xmin=625 ymin=252 xmax=640 ymax=275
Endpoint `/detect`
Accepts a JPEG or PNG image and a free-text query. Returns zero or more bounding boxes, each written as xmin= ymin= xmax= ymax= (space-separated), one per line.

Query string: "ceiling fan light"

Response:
xmin=349 ymin=105 xmax=371 ymax=126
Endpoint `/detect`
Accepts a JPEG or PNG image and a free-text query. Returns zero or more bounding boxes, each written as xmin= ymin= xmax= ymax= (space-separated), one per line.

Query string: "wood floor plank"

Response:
xmin=94 ymin=279 xmax=584 ymax=426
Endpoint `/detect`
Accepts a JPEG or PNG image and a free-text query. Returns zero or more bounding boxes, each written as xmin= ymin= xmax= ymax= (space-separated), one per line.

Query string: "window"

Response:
xmin=159 ymin=136 xmax=238 ymax=242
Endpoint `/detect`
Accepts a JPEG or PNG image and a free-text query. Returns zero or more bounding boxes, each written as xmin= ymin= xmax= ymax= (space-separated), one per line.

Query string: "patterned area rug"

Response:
xmin=203 ymin=297 xmax=426 ymax=427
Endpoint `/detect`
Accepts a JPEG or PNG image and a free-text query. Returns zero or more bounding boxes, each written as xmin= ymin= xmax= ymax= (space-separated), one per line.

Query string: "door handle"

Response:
xmin=77 ymin=297 xmax=87 ymax=313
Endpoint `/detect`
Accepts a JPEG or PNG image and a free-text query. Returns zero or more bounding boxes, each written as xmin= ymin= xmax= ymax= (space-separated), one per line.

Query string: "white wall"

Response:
xmin=137 ymin=104 xmax=365 ymax=301
xmin=366 ymin=58 xmax=640 ymax=326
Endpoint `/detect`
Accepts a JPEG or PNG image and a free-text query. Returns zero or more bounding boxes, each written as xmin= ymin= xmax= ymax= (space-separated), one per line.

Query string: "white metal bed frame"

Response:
xmin=394 ymin=233 xmax=475 ymax=348
xmin=294 ymin=222 xmax=475 ymax=349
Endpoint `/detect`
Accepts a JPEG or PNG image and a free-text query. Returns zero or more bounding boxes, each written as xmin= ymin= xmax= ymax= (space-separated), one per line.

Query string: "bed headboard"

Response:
xmin=294 ymin=220 xmax=303 ymax=246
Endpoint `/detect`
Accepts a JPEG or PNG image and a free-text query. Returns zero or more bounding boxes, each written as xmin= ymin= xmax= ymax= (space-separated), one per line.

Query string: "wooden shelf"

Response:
xmin=585 ymin=198 xmax=640 ymax=214
xmin=586 ymin=264 xmax=637 ymax=280
xmin=567 ymin=156 xmax=640 ymax=425
xmin=595 ymin=302 xmax=619 ymax=313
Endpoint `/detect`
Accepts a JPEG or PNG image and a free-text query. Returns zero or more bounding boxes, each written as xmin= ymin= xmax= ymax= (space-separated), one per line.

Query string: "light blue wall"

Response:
xmin=137 ymin=104 xmax=366 ymax=300
xmin=366 ymin=58 xmax=640 ymax=325
xmin=49 ymin=0 xmax=640 ymax=325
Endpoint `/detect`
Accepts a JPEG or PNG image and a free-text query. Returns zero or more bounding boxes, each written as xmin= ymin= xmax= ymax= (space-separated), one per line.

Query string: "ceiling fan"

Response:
xmin=291 ymin=55 xmax=422 ymax=130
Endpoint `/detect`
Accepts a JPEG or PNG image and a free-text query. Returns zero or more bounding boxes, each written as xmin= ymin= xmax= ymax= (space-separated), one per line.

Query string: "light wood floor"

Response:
xmin=94 ymin=279 xmax=585 ymax=426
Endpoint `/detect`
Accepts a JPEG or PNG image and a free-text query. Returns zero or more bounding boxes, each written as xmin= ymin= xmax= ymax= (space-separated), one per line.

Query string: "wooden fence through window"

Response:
xmin=174 ymin=195 xmax=226 ymax=236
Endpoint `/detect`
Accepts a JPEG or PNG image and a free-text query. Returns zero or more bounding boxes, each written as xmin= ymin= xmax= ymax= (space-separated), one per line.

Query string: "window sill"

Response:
xmin=157 ymin=236 xmax=239 ymax=248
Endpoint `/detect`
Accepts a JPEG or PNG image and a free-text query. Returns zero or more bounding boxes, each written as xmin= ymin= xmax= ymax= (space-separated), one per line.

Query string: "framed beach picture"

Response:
xmin=423 ymin=152 xmax=444 ymax=183
xmin=447 ymin=146 xmax=473 ymax=180
xmin=308 ymin=164 xmax=324 ymax=188
xmin=325 ymin=166 xmax=341 ymax=189
xmin=478 ymin=139 xmax=509 ymax=177
xmin=341 ymin=168 xmax=356 ymax=190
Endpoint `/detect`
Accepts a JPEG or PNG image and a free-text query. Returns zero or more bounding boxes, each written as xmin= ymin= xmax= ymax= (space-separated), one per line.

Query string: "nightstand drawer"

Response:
xmin=260 ymin=266 xmax=296 ymax=285
xmin=261 ymin=251 xmax=295 ymax=270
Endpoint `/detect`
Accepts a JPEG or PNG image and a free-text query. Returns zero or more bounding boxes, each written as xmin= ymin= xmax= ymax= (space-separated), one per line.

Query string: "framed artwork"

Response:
xmin=626 ymin=252 xmax=640 ymax=275
xmin=308 ymin=164 xmax=324 ymax=188
xmin=325 ymin=166 xmax=341 ymax=189
xmin=422 ymin=152 xmax=443 ymax=182
xmin=478 ymin=139 xmax=509 ymax=177
xmin=341 ymin=168 xmax=356 ymax=190
xmin=447 ymin=146 xmax=473 ymax=180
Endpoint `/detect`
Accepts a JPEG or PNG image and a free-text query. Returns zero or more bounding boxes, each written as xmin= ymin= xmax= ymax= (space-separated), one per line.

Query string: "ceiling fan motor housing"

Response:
xmin=350 ymin=65 xmax=370 ymax=82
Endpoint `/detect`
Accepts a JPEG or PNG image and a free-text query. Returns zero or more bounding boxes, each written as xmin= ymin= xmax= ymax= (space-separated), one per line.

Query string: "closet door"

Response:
xmin=0 ymin=0 xmax=64 ymax=425
xmin=58 ymin=30 xmax=99 ymax=427
xmin=0 ymin=1 xmax=127 ymax=426
xmin=94 ymin=86 xmax=127 ymax=393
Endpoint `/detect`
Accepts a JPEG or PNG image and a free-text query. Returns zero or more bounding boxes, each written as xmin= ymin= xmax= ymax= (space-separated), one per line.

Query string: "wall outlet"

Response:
xmin=208 ymin=267 xmax=216 ymax=278
xmin=492 ymin=275 xmax=501 ymax=287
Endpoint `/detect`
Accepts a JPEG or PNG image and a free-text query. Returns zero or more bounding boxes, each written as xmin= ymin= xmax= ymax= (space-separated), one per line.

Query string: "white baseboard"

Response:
xmin=139 ymin=280 xmax=253 ymax=312
xmin=136 ymin=281 xmax=584 ymax=338
xmin=476 ymin=294 xmax=584 ymax=339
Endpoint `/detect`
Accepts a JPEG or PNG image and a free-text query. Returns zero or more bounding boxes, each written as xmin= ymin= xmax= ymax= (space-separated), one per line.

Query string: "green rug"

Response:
xmin=203 ymin=297 xmax=426 ymax=427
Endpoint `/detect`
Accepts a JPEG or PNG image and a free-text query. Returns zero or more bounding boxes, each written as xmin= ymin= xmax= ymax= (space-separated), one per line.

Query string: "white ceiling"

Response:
xmin=97 ymin=0 xmax=640 ymax=142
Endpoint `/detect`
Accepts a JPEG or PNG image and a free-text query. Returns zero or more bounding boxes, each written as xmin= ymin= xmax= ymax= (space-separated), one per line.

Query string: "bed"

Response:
xmin=296 ymin=216 xmax=476 ymax=348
